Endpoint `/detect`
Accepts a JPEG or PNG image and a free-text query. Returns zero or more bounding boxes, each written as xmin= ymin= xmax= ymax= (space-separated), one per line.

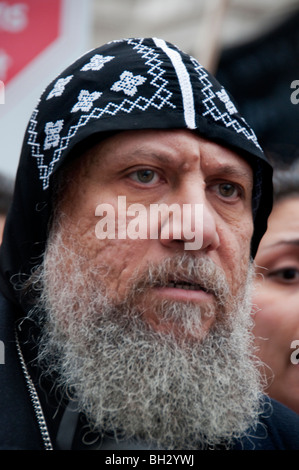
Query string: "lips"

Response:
xmin=151 ymin=274 xmax=211 ymax=294
xmin=165 ymin=281 xmax=208 ymax=292
xmin=152 ymin=278 xmax=214 ymax=305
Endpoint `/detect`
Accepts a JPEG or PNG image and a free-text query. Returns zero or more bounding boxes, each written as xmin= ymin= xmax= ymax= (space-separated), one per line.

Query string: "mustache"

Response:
xmin=125 ymin=254 xmax=231 ymax=305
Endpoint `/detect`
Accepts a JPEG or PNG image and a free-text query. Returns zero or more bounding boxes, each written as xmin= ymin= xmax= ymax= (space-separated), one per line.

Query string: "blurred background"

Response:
xmin=0 ymin=0 xmax=299 ymax=182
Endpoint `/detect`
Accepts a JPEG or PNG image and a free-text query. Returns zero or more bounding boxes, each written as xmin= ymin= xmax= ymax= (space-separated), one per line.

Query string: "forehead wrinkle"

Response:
xmin=88 ymin=144 xmax=173 ymax=168
xmin=124 ymin=148 xmax=175 ymax=166
xmin=110 ymin=146 xmax=194 ymax=173
xmin=82 ymin=132 xmax=253 ymax=181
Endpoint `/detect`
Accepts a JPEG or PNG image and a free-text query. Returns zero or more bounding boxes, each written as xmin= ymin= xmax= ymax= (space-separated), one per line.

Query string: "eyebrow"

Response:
xmin=118 ymin=149 xmax=253 ymax=180
xmin=271 ymin=239 xmax=299 ymax=247
xmin=263 ymin=239 xmax=299 ymax=251
xmin=210 ymin=164 xmax=253 ymax=183
xmin=123 ymin=148 xmax=177 ymax=167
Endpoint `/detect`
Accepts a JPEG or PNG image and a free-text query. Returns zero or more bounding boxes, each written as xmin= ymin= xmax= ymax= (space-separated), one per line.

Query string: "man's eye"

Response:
xmin=219 ymin=183 xmax=237 ymax=197
xmin=129 ymin=169 xmax=159 ymax=184
xmin=217 ymin=183 xmax=240 ymax=199
xmin=268 ymin=267 xmax=299 ymax=283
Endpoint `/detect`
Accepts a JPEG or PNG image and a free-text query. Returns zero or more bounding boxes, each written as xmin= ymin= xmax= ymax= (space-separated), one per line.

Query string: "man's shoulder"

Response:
xmin=232 ymin=397 xmax=299 ymax=450
xmin=0 ymin=291 xmax=44 ymax=450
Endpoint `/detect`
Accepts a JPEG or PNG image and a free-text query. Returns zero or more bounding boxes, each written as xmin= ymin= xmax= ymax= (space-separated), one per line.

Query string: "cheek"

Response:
xmin=60 ymin=192 xmax=154 ymax=297
xmin=252 ymin=286 xmax=295 ymax=359
xmin=252 ymin=289 xmax=280 ymax=335
xmin=82 ymin=230 xmax=152 ymax=297
xmin=253 ymin=286 xmax=299 ymax=339
xmin=252 ymin=290 xmax=298 ymax=382
xmin=216 ymin=219 xmax=253 ymax=293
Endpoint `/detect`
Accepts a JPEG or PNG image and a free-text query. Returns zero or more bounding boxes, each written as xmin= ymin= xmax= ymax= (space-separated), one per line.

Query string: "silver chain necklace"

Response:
xmin=15 ymin=330 xmax=53 ymax=450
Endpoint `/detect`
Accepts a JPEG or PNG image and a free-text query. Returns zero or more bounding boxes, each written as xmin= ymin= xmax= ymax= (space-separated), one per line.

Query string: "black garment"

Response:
xmin=0 ymin=293 xmax=44 ymax=450
xmin=233 ymin=399 xmax=299 ymax=450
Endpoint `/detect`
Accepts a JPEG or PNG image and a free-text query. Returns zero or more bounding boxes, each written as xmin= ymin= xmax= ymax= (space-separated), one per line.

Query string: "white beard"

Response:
xmin=27 ymin=229 xmax=265 ymax=450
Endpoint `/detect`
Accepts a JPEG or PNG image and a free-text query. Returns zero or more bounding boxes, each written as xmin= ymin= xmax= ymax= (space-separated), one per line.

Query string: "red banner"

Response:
xmin=0 ymin=0 xmax=61 ymax=85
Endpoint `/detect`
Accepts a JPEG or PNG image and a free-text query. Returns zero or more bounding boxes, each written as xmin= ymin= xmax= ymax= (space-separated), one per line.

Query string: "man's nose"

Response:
xmin=158 ymin=185 xmax=220 ymax=252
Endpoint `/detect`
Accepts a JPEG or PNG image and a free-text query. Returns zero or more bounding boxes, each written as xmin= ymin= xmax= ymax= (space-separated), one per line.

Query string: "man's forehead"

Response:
xmin=83 ymin=128 xmax=253 ymax=178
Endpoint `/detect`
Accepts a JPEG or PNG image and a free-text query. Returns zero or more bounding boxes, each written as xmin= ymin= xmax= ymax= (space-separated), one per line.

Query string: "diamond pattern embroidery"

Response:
xmin=111 ymin=71 xmax=147 ymax=97
xmin=43 ymin=120 xmax=64 ymax=150
xmin=46 ymin=76 xmax=73 ymax=100
xmin=71 ymin=89 xmax=102 ymax=113
xmin=29 ymin=39 xmax=176 ymax=190
xmin=80 ymin=54 xmax=115 ymax=71
xmin=190 ymin=57 xmax=262 ymax=150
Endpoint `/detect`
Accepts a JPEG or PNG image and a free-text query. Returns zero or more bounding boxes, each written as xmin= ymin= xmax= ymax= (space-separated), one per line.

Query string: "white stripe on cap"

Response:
xmin=153 ymin=37 xmax=196 ymax=130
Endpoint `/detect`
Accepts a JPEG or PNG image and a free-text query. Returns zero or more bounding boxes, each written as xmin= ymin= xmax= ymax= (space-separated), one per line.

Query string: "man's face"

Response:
xmin=58 ymin=128 xmax=253 ymax=338
xmin=33 ymin=128 xmax=262 ymax=449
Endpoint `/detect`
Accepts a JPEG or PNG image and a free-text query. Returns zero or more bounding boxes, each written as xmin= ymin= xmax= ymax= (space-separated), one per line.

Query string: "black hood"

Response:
xmin=0 ymin=37 xmax=273 ymax=312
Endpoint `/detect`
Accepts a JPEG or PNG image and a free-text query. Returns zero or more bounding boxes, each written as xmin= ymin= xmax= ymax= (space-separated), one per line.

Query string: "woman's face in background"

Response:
xmin=253 ymin=196 xmax=299 ymax=413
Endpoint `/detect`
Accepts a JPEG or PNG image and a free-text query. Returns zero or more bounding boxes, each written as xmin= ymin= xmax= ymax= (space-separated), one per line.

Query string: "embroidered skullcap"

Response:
xmin=0 ymin=37 xmax=272 ymax=309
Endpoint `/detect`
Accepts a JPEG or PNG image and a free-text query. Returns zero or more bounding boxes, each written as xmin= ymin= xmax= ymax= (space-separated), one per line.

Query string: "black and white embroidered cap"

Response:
xmin=31 ymin=37 xmax=267 ymax=190
xmin=0 ymin=37 xmax=272 ymax=308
